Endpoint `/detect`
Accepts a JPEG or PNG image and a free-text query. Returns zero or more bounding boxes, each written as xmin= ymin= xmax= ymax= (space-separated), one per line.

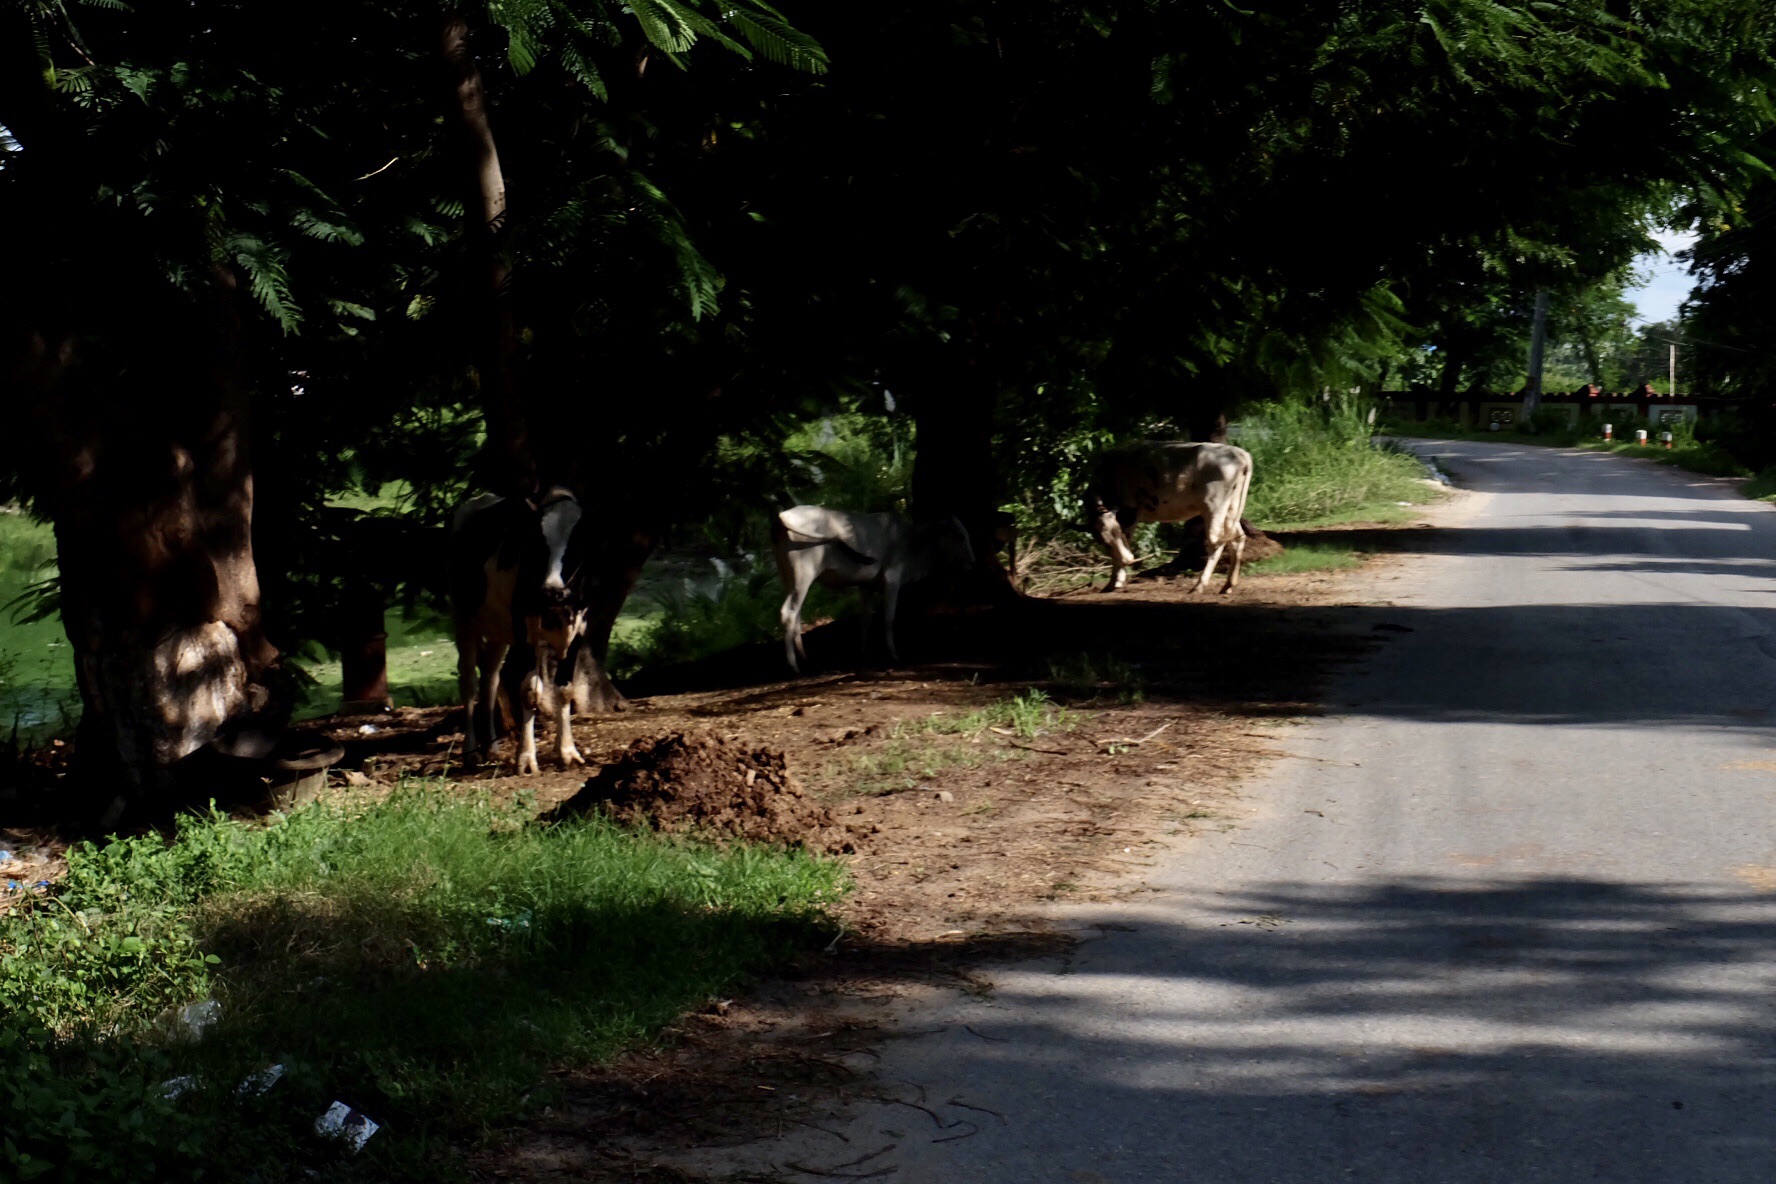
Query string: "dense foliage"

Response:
xmin=3 ymin=0 xmax=1776 ymax=790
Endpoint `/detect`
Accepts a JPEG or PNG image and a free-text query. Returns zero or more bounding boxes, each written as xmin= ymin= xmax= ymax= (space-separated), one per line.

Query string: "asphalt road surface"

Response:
xmin=752 ymin=440 xmax=1776 ymax=1183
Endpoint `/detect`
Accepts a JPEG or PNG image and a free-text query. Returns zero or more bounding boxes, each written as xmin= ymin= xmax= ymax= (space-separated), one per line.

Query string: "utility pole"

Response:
xmin=1525 ymin=288 xmax=1550 ymax=416
xmin=1669 ymin=342 xmax=1677 ymax=395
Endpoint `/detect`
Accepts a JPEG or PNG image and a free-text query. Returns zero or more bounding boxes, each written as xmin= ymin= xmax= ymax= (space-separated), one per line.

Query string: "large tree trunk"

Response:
xmin=569 ymin=524 xmax=657 ymax=713
xmin=1436 ymin=343 xmax=1468 ymax=395
xmin=907 ymin=362 xmax=1018 ymax=606
xmin=441 ymin=10 xmax=536 ymax=496
xmin=16 ymin=272 xmax=278 ymax=822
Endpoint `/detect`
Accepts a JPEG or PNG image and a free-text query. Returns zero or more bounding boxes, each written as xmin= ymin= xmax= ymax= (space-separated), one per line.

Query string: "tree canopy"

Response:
xmin=5 ymin=0 xmax=1776 ymax=800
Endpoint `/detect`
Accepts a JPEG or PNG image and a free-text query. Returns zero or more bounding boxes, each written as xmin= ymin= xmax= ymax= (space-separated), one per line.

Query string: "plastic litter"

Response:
xmin=176 ymin=998 xmax=222 ymax=1039
xmin=356 ymin=724 xmax=380 ymax=735
xmin=315 ymin=1101 xmax=380 ymax=1151
xmin=237 ymin=1064 xmax=285 ymax=1097
xmin=159 ymin=1075 xmax=200 ymax=1100
xmin=0 ymin=849 xmax=13 ymax=863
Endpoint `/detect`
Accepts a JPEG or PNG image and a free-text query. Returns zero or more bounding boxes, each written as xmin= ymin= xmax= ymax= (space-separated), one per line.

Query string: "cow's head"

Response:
xmin=1085 ymin=494 xmax=1136 ymax=567
xmin=534 ymin=487 xmax=585 ymax=604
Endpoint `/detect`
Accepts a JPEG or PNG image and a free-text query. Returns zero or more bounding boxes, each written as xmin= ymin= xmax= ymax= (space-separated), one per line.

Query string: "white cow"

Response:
xmin=1085 ymin=441 xmax=1254 ymax=594
xmin=772 ymin=506 xmax=975 ymax=672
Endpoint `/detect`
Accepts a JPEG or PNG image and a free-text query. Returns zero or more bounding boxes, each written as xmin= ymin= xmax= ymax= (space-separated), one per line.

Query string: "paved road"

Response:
xmin=744 ymin=441 xmax=1776 ymax=1182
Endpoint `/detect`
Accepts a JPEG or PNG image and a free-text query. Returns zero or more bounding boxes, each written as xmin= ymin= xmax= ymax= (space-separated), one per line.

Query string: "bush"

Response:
xmin=1236 ymin=395 xmax=1431 ymax=525
xmin=1521 ymin=407 xmax=1580 ymax=438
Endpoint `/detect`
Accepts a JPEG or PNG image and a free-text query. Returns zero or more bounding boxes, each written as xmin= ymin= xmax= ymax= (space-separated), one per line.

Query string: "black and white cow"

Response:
xmin=449 ymin=487 xmax=589 ymax=773
xmin=772 ymin=506 xmax=975 ymax=673
xmin=1085 ymin=441 xmax=1254 ymax=594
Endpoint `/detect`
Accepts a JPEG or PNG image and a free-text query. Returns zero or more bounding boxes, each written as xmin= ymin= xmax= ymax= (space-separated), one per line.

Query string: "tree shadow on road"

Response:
xmin=816 ymin=875 xmax=1776 ymax=1182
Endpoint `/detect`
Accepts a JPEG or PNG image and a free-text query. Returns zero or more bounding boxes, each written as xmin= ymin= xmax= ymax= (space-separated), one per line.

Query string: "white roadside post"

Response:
xmin=1602 ymin=422 xmax=1613 ymax=441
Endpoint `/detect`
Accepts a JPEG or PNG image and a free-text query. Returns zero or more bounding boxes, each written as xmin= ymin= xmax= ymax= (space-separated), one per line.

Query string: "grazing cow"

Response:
xmin=1085 ymin=441 xmax=1254 ymax=594
xmin=773 ymin=506 xmax=975 ymax=673
xmin=448 ymin=488 xmax=589 ymax=773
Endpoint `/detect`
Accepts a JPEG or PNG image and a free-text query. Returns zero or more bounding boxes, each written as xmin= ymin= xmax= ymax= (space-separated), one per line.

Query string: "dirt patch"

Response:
xmin=547 ymin=732 xmax=854 ymax=854
xmin=452 ymin=499 xmax=1481 ymax=1181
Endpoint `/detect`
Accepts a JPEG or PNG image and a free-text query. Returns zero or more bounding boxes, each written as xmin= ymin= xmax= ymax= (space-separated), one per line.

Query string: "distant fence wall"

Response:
xmin=1379 ymin=389 xmax=1736 ymax=431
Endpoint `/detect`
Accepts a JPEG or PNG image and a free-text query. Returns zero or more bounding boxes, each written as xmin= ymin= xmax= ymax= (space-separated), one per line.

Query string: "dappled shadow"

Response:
xmin=1571 ymin=509 xmax=1761 ymax=524
xmin=1271 ymin=521 xmax=1776 ymax=566
xmin=624 ymin=587 xmax=1776 ymax=735
xmin=831 ymin=875 xmax=1776 ymax=1181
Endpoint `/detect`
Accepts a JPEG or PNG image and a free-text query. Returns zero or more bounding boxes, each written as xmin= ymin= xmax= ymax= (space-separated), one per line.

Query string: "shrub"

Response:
xmin=1236 ymin=395 xmax=1431 ymax=525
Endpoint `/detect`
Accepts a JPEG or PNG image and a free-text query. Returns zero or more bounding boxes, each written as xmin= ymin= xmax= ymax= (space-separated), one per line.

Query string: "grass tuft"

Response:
xmin=1238 ymin=398 xmax=1434 ymax=526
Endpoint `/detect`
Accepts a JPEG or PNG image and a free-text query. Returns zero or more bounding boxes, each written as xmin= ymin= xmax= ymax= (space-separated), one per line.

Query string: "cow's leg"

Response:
xmin=475 ymin=642 xmax=507 ymax=757
xmin=779 ymin=580 xmax=812 ymax=673
xmin=1191 ymin=542 xmax=1228 ymax=593
xmin=1106 ymin=512 xmax=1138 ymax=592
xmin=456 ymin=628 xmax=482 ymax=758
xmin=553 ymin=640 xmax=584 ymax=768
xmin=1221 ymin=532 xmax=1247 ymax=594
xmin=501 ymin=641 xmax=543 ymax=776
xmin=554 ymin=694 xmax=582 ymax=767
xmin=516 ymin=666 xmax=543 ymax=775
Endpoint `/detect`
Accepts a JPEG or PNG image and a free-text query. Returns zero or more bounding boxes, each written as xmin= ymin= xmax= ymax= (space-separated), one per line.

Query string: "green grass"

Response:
xmin=900 ymin=689 xmax=1073 ymax=740
xmin=1239 ymin=398 xmax=1435 ymax=526
xmin=1246 ymin=540 xmax=1364 ymax=575
xmin=0 ymin=511 xmax=77 ymax=743
xmin=1743 ymin=469 xmax=1776 ymax=501
xmin=834 ymin=737 xmax=1025 ymax=795
xmin=823 ymin=690 xmax=1071 ymax=795
xmin=1 ymin=788 xmax=846 ymax=1182
xmin=1581 ymin=437 xmax=1750 ymax=477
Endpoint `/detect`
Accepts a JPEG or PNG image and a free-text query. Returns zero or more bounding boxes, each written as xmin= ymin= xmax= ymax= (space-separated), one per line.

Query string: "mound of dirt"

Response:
xmin=549 ymin=733 xmax=853 ymax=854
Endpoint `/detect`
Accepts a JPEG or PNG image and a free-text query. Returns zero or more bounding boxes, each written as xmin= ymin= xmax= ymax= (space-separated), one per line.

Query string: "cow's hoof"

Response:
xmin=517 ymin=754 xmax=541 ymax=776
xmin=559 ymin=747 xmax=585 ymax=769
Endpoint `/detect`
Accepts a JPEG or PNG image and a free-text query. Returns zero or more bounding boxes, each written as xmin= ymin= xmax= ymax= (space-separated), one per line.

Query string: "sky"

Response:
xmin=1623 ymin=227 xmax=1698 ymax=325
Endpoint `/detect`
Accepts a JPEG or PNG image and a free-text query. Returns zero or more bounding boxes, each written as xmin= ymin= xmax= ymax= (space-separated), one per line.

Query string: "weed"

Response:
xmin=833 ymin=738 xmax=1021 ymax=795
xmin=1744 ymin=467 xmax=1776 ymax=501
xmin=902 ymin=689 xmax=1074 ymax=740
xmin=1045 ymin=652 xmax=1145 ymax=704
xmin=1246 ymin=541 xmax=1363 ymax=575
xmin=1237 ymin=396 xmax=1432 ymax=526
